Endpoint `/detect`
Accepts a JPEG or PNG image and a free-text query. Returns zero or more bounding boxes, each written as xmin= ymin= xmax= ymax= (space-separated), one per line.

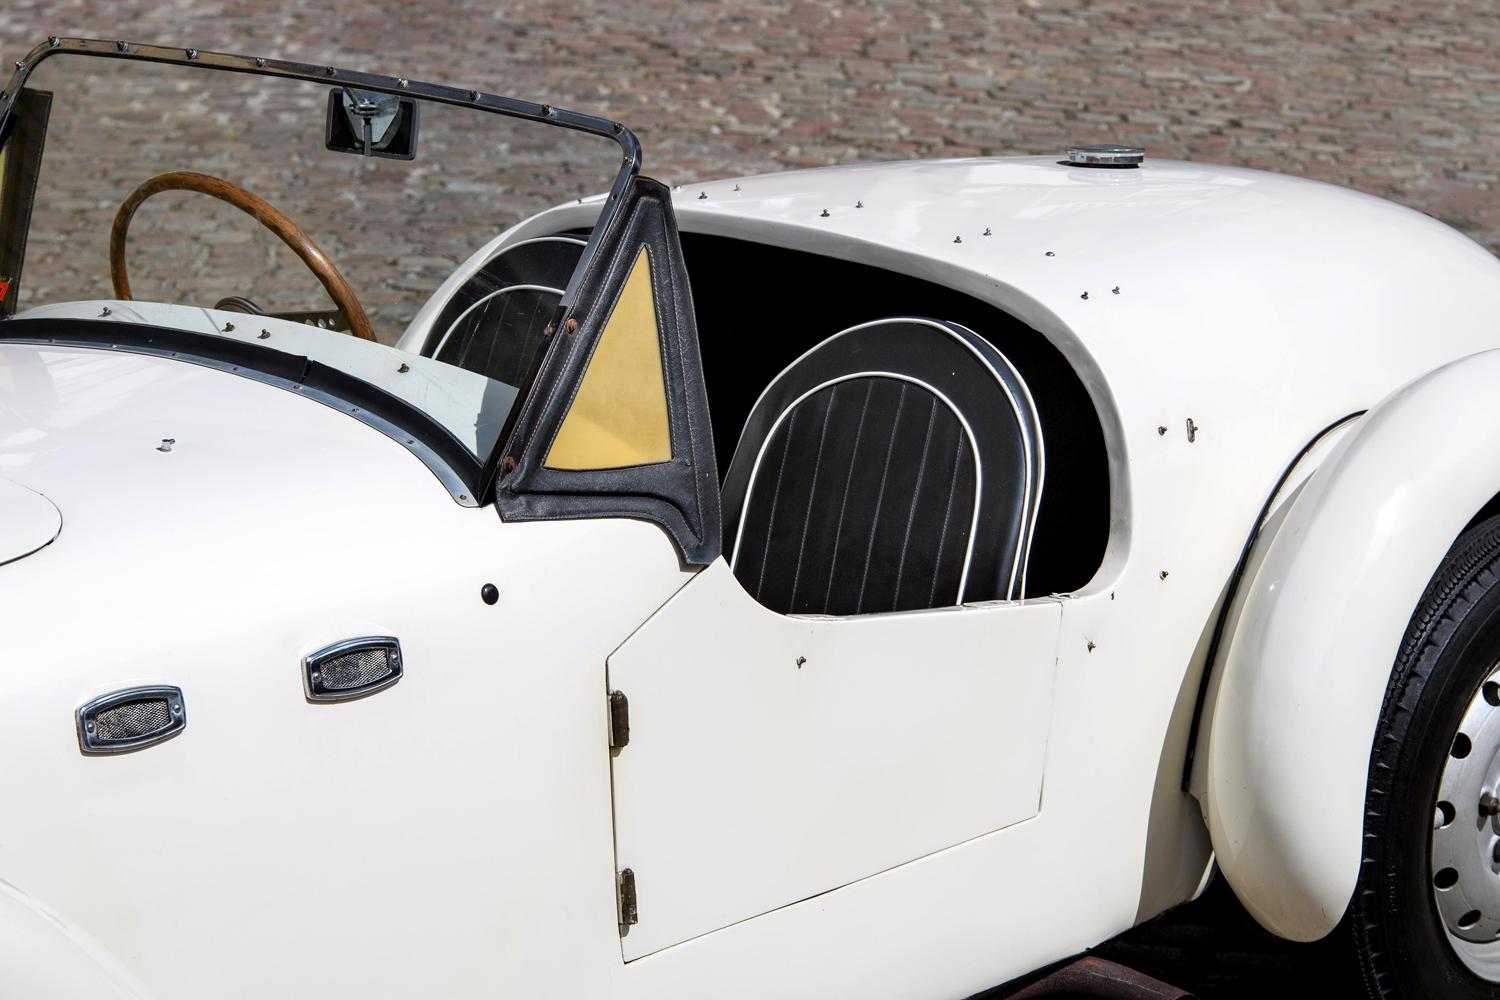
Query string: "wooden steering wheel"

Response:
xmin=109 ymin=170 xmax=376 ymax=342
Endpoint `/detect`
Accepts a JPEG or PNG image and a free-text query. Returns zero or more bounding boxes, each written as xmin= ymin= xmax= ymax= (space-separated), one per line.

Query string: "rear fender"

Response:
xmin=1204 ymin=349 xmax=1500 ymax=941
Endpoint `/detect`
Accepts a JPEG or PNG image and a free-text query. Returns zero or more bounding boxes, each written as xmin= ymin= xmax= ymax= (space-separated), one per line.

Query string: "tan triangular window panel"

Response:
xmin=545 ymin=246 xmax=672 ymax=470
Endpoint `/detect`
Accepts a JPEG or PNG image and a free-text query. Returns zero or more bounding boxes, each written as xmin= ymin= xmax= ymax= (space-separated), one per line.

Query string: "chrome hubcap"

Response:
xmin=1432 ymin=665 xmax=1500 ymax=977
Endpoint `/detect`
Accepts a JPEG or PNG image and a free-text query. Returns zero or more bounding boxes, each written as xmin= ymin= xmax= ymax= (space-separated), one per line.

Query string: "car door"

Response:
xmin=608 ymin=563 xmax=1061 ymax=960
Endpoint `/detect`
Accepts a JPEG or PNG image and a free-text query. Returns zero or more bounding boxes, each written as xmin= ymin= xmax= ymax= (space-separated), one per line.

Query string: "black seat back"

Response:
xmin=721 ymin=318 xmax=1043 ymax=615
xmin=425 ymin=235 xmax=583 ymax=385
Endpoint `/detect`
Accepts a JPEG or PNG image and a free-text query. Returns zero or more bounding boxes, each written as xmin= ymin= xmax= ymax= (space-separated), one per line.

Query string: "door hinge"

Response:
xmin=617 ymin=867 xmax=639 ymax=928
xmin=608 ymin=689 xmax=630 ymax=749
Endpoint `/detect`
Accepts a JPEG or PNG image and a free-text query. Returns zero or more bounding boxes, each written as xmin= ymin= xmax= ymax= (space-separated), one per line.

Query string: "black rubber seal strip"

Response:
xmin=1180 ymin=410 xmax=1367 ymax=790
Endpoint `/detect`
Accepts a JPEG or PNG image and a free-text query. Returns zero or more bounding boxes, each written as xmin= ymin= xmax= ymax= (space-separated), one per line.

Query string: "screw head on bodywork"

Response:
xmin=698 ymin=191 xmax=708 ymax=200
xmin=1186 ymin=418 xmax=1199 ymax=443
xmin=116 ymin=41 xmax=129 ymax=52
xmin=397 ymin=363 xmax=410 ymax=373
xmin=157 ymin=438 xmax=176 ymax=453
xmin=820 ymin=209 xmax=831 ymax=218
xmin=258 ymin=329 xmax=271 ymax=339
xmin=222 ymin=321 xmax=234 ymax=332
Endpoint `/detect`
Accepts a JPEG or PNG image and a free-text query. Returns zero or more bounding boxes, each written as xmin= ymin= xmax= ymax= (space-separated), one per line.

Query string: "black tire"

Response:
xmin=1353 ymin=513 xmax=1500 ymax=999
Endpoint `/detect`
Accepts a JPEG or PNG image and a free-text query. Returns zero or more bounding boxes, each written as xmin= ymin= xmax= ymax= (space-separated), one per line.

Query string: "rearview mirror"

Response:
xmin=325 ymin=87 xmax=419 ymax=160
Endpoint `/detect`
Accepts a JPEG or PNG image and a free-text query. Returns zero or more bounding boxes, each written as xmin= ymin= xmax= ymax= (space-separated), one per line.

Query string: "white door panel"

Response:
xmin=610 ymin=560 xmax=1061 ymax=959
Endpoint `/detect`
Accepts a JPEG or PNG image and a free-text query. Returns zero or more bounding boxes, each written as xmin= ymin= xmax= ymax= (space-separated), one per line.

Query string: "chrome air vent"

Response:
xmin=304 ymin=637 xmax=403 ymax=702
xmin=77 ymin=685 xmax=186 ymax=755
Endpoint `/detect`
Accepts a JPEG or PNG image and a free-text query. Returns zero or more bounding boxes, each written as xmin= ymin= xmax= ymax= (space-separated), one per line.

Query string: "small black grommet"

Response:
xmin=481 ymin=583 xmax=499 ymax=606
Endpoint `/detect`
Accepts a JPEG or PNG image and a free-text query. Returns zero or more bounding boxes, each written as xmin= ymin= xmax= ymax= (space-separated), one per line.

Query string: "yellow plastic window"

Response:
xmin=545 ymin=246 xmax=672 ymax=469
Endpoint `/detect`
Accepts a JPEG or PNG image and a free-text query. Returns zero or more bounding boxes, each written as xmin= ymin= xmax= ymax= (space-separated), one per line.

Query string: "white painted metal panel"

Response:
xmin=0 ymin=478 xmax=61 ymax=564
xmin=609 ymin=561 xmax=1061 ymax=959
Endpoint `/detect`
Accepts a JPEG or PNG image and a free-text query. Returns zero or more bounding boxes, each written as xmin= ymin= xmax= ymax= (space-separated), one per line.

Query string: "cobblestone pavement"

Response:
xmin=5 ymin=0 xmax=1500 ymax=250
xmin=4 ymin=2 xmax=1497 ymax=996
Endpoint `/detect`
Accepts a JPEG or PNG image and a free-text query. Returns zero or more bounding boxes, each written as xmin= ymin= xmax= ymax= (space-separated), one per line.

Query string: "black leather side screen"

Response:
xmin=493 ymin=177 xmax=721 ymax=566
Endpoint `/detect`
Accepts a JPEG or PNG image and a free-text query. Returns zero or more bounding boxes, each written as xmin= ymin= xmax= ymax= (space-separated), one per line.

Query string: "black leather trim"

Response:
xmin=493 ymin=177 xmax=722 ymax=566
xmin=722 ymin=318 xmax=1042 ymax=614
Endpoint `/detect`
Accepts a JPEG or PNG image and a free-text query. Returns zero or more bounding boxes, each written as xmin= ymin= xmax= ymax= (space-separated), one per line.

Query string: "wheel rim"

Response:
xmin=1432 ymin=663 xmax=1500 ymax=977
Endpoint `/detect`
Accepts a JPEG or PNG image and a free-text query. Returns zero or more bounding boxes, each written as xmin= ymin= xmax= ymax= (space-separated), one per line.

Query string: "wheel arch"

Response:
xmin=1202 ymin=349 xmax=1500 ymax=942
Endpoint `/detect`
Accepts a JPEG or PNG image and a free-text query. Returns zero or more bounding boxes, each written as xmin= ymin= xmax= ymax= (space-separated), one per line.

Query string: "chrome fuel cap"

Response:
xmin=1065 ymin=144 xmax=1145 ymax=167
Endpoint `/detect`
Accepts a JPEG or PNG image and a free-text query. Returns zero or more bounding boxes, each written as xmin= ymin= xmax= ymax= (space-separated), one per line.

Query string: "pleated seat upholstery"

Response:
xmin=720 ymin=318 xmax=1044 ymax=615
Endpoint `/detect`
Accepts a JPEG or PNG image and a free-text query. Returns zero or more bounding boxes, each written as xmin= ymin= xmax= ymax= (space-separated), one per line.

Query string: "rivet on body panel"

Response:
xmin=796 ymin=656 xmax=807 ymax=668
xmin=1087 ymin=640 xmax=1097 ymax=653
xmin=1160 ymin=570 xmax=1169 ymax=580
xmin=157 ymin=438 xmax=175 ymax=453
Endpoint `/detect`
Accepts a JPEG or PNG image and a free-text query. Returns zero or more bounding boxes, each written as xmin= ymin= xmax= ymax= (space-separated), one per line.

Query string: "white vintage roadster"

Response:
xmin=3 ymin=36 xmax=1500 ymax=1000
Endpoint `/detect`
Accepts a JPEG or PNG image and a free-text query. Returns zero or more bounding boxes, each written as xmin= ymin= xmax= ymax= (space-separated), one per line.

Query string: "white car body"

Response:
xmin=5 ymin=39 xmax=1500 ymax=1000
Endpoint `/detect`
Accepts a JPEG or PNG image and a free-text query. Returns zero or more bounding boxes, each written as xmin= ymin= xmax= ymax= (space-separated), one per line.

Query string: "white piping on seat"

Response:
xmin=727 ymin=317 xmax=1040 ymax=601
xmin=432 ymin=283 xmax=564 ymax=360
xmin=729 ymin=371 xmax=984 ymax=607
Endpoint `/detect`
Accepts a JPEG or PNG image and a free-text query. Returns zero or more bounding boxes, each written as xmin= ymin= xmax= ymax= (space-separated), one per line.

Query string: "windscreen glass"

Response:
xmin=2 ymin=51 xmax=624 ymax=458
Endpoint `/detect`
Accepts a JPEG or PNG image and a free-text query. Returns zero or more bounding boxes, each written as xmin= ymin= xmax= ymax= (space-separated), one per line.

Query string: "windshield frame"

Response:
xmin=0 ymin=36 xmax=641 ymax=314
xmin=0 ymin=37 xmax=645 ymax=507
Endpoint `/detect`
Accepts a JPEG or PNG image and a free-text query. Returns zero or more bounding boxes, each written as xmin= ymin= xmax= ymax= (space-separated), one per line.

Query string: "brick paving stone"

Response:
xmin=4 ymin=0 xmax=1499 ymax=251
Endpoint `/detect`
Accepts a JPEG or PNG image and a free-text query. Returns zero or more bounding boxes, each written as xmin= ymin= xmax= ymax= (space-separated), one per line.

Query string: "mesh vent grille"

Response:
xmin=94 ymin=699 xmax=171 ymax=740
xmin=319 ymin=648 xmax=392 ymax=691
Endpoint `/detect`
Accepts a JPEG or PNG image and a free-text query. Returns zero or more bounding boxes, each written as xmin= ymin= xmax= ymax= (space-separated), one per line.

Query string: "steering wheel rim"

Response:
xmin=109 ymin=170 xmax=377 ymax=342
